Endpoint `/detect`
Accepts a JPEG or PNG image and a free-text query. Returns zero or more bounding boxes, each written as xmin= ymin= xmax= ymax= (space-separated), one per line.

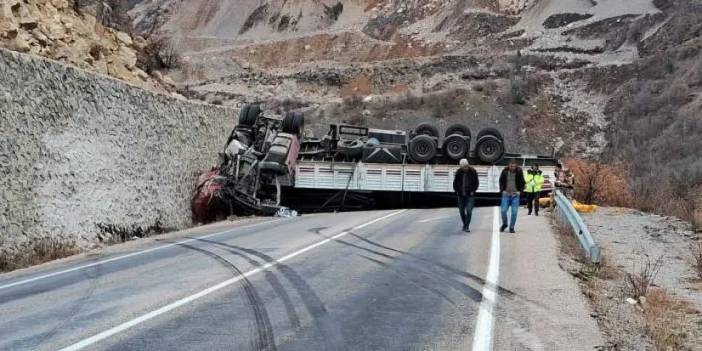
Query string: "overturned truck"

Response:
xmin=192 ymin=105 xmax=558 ymax=222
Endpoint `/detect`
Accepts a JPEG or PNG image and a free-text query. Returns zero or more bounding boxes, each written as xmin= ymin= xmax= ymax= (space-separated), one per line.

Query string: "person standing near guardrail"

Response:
xmin=555 ymin=167 xmax=576 ymax=200
xmin=525 ymin=165 xmax=545 ymax=216
xmin=499 ymin=159 xmax=526 ymax=233
xmin=453 ymin=158 xmax=479 ymax=232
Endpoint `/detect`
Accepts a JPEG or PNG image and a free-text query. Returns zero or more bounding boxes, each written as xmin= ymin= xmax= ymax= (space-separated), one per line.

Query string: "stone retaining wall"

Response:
xmin=0 ymin=48 xmax=233 ymax=253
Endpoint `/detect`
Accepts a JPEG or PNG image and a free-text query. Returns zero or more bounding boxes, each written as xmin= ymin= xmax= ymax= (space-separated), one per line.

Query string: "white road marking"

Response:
xmin=471 ymin=206 xmax=501 ymax=351
xmin=417 ymin=216 xmax=452 ymax=223
xmin=58 ymin=210 xmax=406 ymax=351
xmin=0 ymin=219 xmax=282 ymax=291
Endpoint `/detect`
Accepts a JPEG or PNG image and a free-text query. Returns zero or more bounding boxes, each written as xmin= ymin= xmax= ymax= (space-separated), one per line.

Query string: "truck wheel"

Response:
xmin=244 ymin=104 xmax=261 ymax=126
xmin=292 ymin=112 xmax=305 ymax=135
xmin=238 ymin=105 xmax=250 ymax=125
xmin=338 ymin=139 xmax=364 ymax=158
xmin=445 ymin=124 xmax=471 ymax=138
xmin=282 ymin=112 xmax=295 ymax=133
xmin=476 ymin=135 xmax=505 ymax=164
xmin=282 ymin=111 xmax=304 ymax=135
xmin=443 ymin=134 xmax=469 ymax=161
xmin=476 ymin=127 xmax=503 ymax=141
xmin=414 ymin=123 xmax=439 ymax=138
xmin=409 ymin=135 xmax=438 ymax=163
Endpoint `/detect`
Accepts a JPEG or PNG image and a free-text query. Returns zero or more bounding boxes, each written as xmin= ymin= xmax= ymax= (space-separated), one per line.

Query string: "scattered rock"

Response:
xmin=543 ymin=13 xmax=593 ymax=29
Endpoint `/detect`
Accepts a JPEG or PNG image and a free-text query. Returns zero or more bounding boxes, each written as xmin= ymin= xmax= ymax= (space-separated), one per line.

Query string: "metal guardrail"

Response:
xmin=553 ymin=190 xmax=601 ymax=263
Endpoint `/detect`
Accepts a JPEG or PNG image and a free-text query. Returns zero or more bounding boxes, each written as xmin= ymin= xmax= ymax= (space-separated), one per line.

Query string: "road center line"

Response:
xmin=471 ymin=206 xmax=501 ymax=351
xmin=58 ymin=210 xmax=406 ymax=351
xmin=0 ymin=219 xmax=283 ymax=291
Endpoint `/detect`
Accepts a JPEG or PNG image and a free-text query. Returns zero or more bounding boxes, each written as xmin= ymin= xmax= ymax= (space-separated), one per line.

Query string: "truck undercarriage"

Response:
xmin=192 ymin=104 xmax=557 ymax=222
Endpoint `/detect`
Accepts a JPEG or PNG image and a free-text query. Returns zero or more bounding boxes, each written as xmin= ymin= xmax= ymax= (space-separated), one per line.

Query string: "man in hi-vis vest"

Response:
xmin=525 ymin=165 xmax=545 ymax=216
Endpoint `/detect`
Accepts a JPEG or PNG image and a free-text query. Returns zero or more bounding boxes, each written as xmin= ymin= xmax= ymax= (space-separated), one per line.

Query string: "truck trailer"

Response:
xmin=192 ymin=105 xmax=558 ymax=221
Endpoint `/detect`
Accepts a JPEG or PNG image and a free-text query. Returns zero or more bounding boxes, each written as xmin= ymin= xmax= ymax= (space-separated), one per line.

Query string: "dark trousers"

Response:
xmin=458 ymin=195 xmax=475 ymax=228
xmin=525 ymin=192 xmax=539 ymax=214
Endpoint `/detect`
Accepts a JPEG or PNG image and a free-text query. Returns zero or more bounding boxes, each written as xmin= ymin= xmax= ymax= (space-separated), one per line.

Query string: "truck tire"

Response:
xmin=409 ymin=135 xmax=438 ymax=163
xmin=338 ymin=139 xmax=364 ymax=158
xmin=414 ymin=123 xmax=439 ymax=138
xmin=476 ymin=135 xmax=505 ymax=164
xmin=245 ymin=104 xmax=261 ymax=125
xmin=282 ymin=112 xmax=295 ymax=134
xmin=476 ymin=127 xmax=503 ymax=141
xmin=282 ymin=111 xmax=304 ymax=135
xmin=238 ymin=105 xmax=250 ymax=125
xmin=445 ymin=124 xmax=471 ymax=138
xmin=443 ymin=134 xmax=469 ymax=161
xmin=292 ymin=112 xmax=305 ymax=135
xmin=238 ymin=104 xmax=260 ymax=126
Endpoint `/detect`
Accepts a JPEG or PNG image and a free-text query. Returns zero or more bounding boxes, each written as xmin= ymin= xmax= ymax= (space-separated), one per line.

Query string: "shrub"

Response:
xmin=625 ymin=255 xmax=664 ymax=298
xmin=324 ymin=3 xmax=344 ymax=21
xmin=643 ymin=289 xmax=696 ymax=350
xmin=690 ymin=241 xmax=702 ymax=280
xmin=341 ymin=94 xmax=364 ymax=111
xmin=664 ymin=57 xmax=676 ymax=74
xmin=564 ymin=158 xmax=634 ymax=207
xmin=0 ymin=238 xmax=80 ymax=273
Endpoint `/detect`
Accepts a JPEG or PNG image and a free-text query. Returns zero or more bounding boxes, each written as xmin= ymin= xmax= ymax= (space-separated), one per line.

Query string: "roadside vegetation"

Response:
xmin=564 ymin=157 xmax=701 ymax=231
xmin=0 ymin=219 xmax=171 ymax=273
xmin=0 ymin=238 xmax=79 ymax=273
xmin=691 ymin=241 xmax=702 ymax=280
xmin=554 ymin=222 xmax=701 ymax=350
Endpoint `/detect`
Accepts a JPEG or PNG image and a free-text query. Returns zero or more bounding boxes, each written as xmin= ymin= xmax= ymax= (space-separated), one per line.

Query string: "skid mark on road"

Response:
xmin=199 ymin=241 xmax=302 ymax=330
xmin=359 ymin=254 xmax=457 ymax=305
xmin=56 ymin=210 xmax=404 ymax=351
xmin=193 ymin=238 xmax=348 ymax=351
xmin=176 ymin=243 xmax=277 ymax=351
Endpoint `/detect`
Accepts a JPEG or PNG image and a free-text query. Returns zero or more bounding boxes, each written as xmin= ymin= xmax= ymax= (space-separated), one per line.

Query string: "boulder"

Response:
xmin=50 ymin=0 xmax=69 ymax=10
xmin=115 ymin=32 xmax=132 ymax=46
xmin=12 ymin=36 xmax=31 ymax=52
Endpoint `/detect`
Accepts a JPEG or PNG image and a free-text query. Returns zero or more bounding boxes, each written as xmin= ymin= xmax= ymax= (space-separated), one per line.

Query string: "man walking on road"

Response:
xmin=453 ymin=158 xmax=479 ymax=232
xmin=499 ymin=159 xmax=526 ymax=233
xmin=525 ymin=165 xmax=545 ymax=216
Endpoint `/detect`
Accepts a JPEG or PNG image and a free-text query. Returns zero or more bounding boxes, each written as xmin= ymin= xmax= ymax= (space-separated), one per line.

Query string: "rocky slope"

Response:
xmin=0 ymin=0 xmax=172 ymax=92
xmin=126 ymin=0 xmax=701 ymax=225
xmin=125 ymin=1 xmax=651 ymax=151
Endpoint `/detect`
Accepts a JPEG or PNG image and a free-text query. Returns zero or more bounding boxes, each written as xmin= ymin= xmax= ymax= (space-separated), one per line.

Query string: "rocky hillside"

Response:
xmin=125 ymin=0 xmax=701 ymax=225
xmin=0 ymin=0 xmax=173 ymax=92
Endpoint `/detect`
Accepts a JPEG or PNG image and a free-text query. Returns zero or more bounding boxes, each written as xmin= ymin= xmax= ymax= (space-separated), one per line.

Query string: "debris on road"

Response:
xmin=275 ymin=207 xmax=299 ymax=218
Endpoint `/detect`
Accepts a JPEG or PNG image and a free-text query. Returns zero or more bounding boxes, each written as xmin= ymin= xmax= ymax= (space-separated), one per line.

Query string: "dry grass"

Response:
xmin=551 ymin=208 xmax=701 ymax=350
xmin=552 ymin=216 xmax=588 ymax=263
xmin=554 ymin=217 xmax=619 ymax=282
xmin=0 ymin=238 xmax=80 ymax=273
xmin=643 ymin=288 xmax=699 ymax=350
xmin=690 ymin=241 xmax=702 ymax=280
xmin=625 ymin=255 xmax=664 ymax=299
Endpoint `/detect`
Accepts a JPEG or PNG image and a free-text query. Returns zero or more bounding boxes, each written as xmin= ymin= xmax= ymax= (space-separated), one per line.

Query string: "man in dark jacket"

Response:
xmin=499 ymin=159 xmax=526 ymax=233
xmin=453 ymin=158 xmax=479 ymax=232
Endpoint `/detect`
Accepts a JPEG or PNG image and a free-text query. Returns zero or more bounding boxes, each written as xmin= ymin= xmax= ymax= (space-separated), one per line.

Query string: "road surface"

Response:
xmin=0 ymin=208 xmax=602 ymax=350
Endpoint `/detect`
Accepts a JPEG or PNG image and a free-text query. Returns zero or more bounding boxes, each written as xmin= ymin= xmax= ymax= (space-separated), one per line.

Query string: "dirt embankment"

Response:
xmin=555 ymin=207 xmax=702 ymax=350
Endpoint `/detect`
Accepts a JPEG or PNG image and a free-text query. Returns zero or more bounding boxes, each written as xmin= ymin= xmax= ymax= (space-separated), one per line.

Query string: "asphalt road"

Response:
xmin=0 ymin=208 xmax=603 ymax=351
